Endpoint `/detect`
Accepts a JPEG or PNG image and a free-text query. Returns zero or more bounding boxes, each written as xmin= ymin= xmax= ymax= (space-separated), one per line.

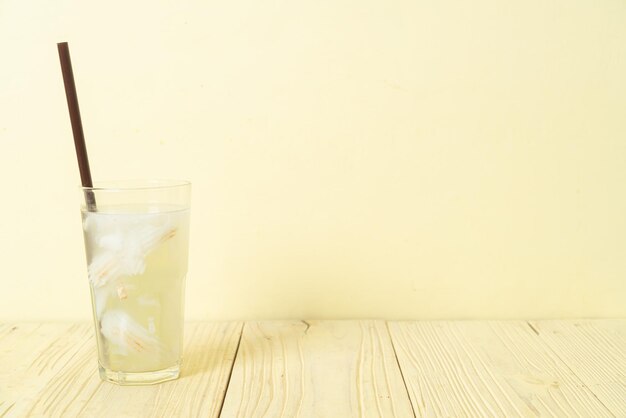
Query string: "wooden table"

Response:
xmin=1 ymin=320 xmax=625 ymax=417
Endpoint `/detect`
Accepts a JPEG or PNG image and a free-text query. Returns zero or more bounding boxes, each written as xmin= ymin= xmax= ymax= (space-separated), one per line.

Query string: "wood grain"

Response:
xmin=0 ymin=323 xmax=92 ymax=417
xmin=0 ymin=322 xmax=242 ymax=418
xmin=530 ymin=319 xmax=626 ymax=416
xmin=389 ymin=321 xmax=613 ymax=417
xmin=220 ymin=320 xmax=414 ymax=417
xmin=4 ymin=320 xmax=625 ymax=417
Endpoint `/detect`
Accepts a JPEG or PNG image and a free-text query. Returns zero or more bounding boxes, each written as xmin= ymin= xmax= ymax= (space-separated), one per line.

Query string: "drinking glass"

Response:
xmin=80 ymin=180 xmax=190 ymax=385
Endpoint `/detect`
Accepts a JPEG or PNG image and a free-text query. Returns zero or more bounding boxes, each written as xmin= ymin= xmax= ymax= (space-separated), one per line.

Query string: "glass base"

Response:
xmin=99 ymin=364 xmax=180 ymax=385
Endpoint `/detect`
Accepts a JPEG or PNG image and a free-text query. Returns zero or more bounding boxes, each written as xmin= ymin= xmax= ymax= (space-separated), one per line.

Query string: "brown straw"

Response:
xmin=57 ymin=42 xmax=97 ymax=211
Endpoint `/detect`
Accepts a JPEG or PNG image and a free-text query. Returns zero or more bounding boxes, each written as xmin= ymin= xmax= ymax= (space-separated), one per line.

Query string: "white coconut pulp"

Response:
xmin=82 ymin=206 xmax=189 ymax=372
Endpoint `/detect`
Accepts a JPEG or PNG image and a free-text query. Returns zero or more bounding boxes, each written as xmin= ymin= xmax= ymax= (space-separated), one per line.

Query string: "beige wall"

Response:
xmin=1 ymin=0 xmax=625 ymax=320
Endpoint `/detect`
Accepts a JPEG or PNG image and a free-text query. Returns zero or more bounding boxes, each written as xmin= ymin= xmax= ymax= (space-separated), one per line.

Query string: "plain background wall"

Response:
xmin=1 ymin=0 xmax=625 ymax=321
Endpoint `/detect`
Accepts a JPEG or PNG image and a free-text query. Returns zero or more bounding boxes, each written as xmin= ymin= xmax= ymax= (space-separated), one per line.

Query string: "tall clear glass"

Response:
xmin=80 ymin=180 xmax=191 ymax=385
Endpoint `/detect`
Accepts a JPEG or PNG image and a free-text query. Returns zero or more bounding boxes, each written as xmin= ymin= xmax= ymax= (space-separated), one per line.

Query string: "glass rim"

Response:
xmin=80 ymin=179 xmax=191 ymax=192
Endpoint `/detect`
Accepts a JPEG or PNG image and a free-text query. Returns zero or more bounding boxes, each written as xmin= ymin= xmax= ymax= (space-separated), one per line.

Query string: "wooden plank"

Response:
xmin=0 ymin=323 xmax=93 ymax=417
xmin=0 ymin=322 xmax=242 ymax=417
xmin=529 ymin=319 xmax=626 ymax=416
xmin=389 ymin=321 xmax=613 ymax=417
xmin=220 ymin=320 xmax=414 ymax=417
